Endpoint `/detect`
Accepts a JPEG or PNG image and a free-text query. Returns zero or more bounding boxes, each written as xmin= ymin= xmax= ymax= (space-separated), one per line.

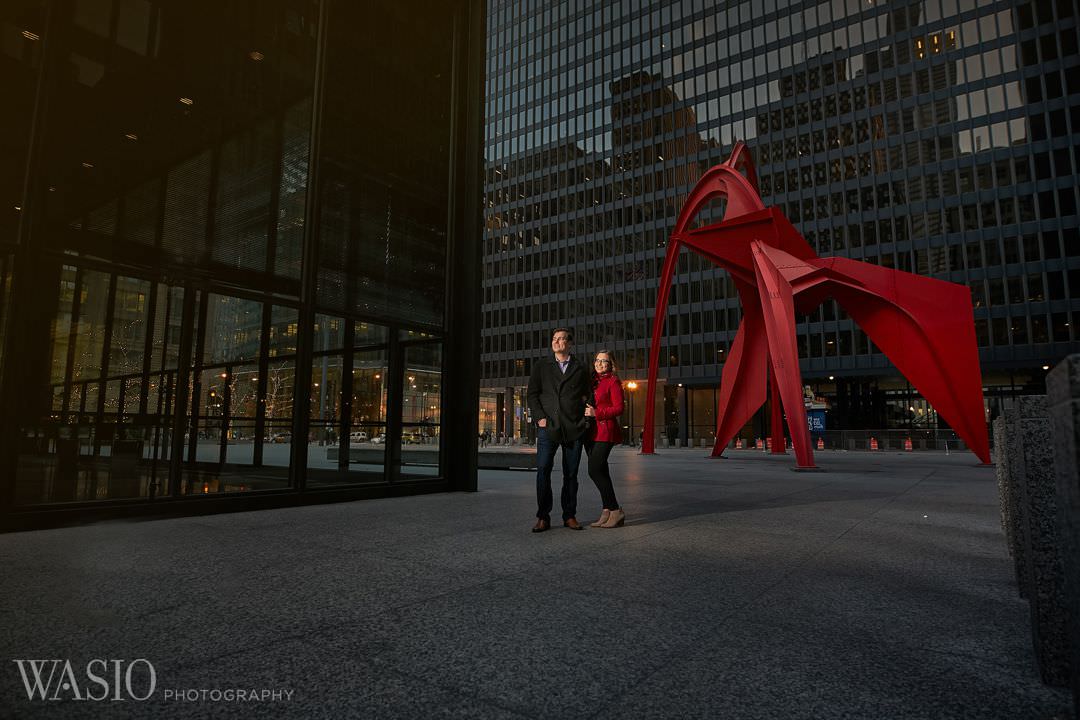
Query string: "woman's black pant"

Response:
xmin=585 ymin=440 xmax=619 ymax=510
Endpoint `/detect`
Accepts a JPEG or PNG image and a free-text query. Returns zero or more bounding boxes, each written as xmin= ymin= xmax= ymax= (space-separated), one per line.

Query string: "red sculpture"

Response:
xmin=641 ymin=142 xmax=991 ymax=467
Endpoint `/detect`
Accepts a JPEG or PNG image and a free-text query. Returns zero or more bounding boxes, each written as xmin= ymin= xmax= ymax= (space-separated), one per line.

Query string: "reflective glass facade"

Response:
xmin=481 ymin=0 xmax=1080 ymax=444
xmin=0 ymin=0 xmax=484 ymax=526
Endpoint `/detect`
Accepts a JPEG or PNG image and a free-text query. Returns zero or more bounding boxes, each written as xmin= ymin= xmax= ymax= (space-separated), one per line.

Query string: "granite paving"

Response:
xmin=0 ymin=448 xmax=1072 ymax=719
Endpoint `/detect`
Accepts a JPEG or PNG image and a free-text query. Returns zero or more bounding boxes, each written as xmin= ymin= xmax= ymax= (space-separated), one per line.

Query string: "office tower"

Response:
xmin=482 ymin=0 xmax=1080 ymax=445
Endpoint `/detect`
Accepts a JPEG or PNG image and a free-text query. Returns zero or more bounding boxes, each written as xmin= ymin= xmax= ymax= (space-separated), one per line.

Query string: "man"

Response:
xmin=527 ymin=328 xmax=591 ymax=532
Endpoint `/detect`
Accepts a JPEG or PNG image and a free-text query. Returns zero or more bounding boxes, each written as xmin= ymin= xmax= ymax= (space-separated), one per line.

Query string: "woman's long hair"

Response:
xmin=592 ymin=349 xmax=619 ymax=386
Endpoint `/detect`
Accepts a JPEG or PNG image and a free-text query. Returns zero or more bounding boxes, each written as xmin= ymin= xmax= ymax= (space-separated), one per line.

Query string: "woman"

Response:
xmin=584 ymin=350 xmax=626 ymax=528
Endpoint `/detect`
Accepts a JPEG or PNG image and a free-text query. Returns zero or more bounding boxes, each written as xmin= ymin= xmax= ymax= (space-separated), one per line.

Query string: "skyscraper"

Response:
xmin=482 ymin=0 xmax=1080 ymax=446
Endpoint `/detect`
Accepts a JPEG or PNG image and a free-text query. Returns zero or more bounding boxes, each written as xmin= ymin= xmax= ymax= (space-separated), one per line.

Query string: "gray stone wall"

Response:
xmin=1048 ymin=356 xmax=1080 ymax=712
xmin=996 ymin=410 xmax=1028 ymax=599
xmin=998 ymin=396 xmax=1071 ymax=688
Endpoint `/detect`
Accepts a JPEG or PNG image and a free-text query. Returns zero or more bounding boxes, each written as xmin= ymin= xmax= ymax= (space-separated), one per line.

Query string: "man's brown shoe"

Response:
xmin=532 ymin=518 xmax=550 ymax=533
xmin=563 ymin=517 xmax=583 ymax=530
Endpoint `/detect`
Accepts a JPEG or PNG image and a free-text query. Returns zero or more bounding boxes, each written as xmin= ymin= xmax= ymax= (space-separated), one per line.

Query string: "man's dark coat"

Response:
xmin=526 ymin=355 xmax=592 ymax=444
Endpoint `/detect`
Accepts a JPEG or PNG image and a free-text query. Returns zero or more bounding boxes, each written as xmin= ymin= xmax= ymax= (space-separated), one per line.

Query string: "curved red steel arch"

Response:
xmin=641 ymin=143 xmax=990 ymax=466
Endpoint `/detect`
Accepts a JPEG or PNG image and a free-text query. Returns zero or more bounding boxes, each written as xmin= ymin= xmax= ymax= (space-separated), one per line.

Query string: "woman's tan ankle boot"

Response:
xmin=590 ymin=509 xmax=611 ymax=527
xmin=600 ymin=508 xmax=625 ymax=528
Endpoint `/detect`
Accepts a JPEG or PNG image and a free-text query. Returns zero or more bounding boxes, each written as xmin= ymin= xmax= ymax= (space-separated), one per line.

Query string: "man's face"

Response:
xmin=551 ymin=331 xmax=571 ymax=355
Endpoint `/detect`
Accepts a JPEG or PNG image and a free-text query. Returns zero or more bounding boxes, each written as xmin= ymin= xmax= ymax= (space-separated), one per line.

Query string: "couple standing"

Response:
xmin=526 ymin=328 xmax=625 ymax=532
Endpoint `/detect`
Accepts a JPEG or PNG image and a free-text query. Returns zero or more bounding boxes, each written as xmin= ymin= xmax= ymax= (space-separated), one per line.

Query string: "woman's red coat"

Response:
xmin=590 ymin=373 xmax=624 ymax=443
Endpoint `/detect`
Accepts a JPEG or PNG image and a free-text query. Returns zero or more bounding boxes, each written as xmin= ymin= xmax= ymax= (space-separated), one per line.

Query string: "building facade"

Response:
xmin=0 ymin=0 xmax=485 ymax=529
xmin=481 ymin=0 xmax=1080 ymax=446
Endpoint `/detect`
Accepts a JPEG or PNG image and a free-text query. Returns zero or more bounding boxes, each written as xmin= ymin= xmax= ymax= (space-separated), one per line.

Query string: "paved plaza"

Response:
xmin=0 ymin=448 xmax=1072 ymax=718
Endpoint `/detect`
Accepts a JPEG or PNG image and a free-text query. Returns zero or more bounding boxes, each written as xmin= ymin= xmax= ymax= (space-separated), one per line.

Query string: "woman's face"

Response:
xmin=593 ymin=354 xmax=612 ymax=373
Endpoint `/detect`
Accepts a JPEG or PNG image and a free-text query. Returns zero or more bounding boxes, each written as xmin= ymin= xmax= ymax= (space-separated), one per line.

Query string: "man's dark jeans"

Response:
xmin=535 ymin=425 xmax=583 ymax=522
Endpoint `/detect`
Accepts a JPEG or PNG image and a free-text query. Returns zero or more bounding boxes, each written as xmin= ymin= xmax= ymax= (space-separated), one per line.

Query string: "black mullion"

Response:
xmin=186 ymin=290 xmax=209 ymax=465
xmin=219 ymin=365 xmax=231 ymax=469
xmin=86 ymin=273 xmax=117 ymax=500
xmin=254 ymin=303 xmax=271 ymax=466
xmin=155 ymin=284 xmax=174 ymax=426
xmin=115 ymin=374 xmax=125 ymax=422
xmin=264 ymin=81 xmax=285 ymax=275
xmin=60 ymin=266 xmax=84 ymax=418
xmin=338 ymin=320 xmax=355 ymax=472
xmin=35 ymin=243 xmax=299 ymax=300
xmin=169 ymin=286 xmax=197 ymax=497
xmin=310 ymin=305 xmax=442 ymax=339
xmin=147 ymin=281 xmax=174 ymax=499
xmin=343 ymin=341 xmax=388 ymax=354
xmin=385 ymin=328 xmax=404 ymax=484
xmin=0 ymin=255 xmax=8 ymax=369
xmin=138 ymin=282 xmax=158 ymax=415
xmin=203 ymin=114 xmax=222 ymax=269
xmin=92 ymin=274 xmax=118 ymax=456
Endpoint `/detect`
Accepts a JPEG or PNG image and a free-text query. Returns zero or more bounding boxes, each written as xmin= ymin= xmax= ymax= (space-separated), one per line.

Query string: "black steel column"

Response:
xmin=0 ymin=254 xmax=60 ymax=510
xmin=289 ymin=0 xmax=329 ymax=492
xmin=0 ymin=0 xmax=59 ymax=517
xmin=440 ymin=0 xmax=486 ymax=491
xmin=169 ymin=285 xmax=197 ymax=497
xmin=385 ymin=331 xmax=404 ymax=484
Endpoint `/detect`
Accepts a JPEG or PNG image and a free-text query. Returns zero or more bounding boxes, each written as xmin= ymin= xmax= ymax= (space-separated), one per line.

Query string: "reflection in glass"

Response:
xmin=308 ymin=344 xmax=388 ymax=486
xmin=401 ymin=342 xmax=441 ymax=478
xmin=317 ymin=1 xmax=454 ymax=328
xmin=5 ymin=0 xmax=464 ymax=510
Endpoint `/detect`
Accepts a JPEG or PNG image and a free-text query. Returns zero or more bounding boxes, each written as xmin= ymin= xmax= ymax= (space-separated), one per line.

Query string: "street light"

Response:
xmin=626 ymin=381 xmax=638 ymax=446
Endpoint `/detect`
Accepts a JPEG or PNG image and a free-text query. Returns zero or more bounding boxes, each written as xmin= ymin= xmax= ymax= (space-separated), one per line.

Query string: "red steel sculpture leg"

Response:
xmin=643 ymin=142 xmax=765 ymax=455
xmin=750 ymin=242 xmax=816 ymax=468
xmin=709 ymin=288 xmax=769 ymax=457
xmin=641 ymin=141 xmax=990 ymax=466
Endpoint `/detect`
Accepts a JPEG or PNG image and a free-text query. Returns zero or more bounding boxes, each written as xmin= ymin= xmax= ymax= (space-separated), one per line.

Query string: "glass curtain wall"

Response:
xmin=480 ymin=0 xmax=1080 ymax=441
xmin=314 ymin=0 xmax=456 ymax=483
xmin=0 ymin=0 xmax=478 ymax=514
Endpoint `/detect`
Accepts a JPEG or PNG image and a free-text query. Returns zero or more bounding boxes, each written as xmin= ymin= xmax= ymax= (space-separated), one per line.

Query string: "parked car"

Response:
xmin=349 ymin=431 xmax=369 ymax=442
xmin=269 ymin=432 xmax=292 ymax=444
xmin=402 ymin=431 xmax=424 ymax=444
xmin=371 ymin=434 xmax=386 ymax=445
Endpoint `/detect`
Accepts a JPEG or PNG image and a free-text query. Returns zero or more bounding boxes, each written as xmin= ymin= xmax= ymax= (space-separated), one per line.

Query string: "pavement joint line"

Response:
xmin=807 ymin=469 xmax=937 ymax=551
xmin=722 ymin=471 xmax=961 ymax=615
xmin=703 ymin=476 xmax=934 ymax=628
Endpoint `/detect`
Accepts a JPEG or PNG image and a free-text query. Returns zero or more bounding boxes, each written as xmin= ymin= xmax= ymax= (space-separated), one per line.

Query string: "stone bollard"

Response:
xmin=995 ymin=412 xmax=1028 ymax=599
xmin=1008 ymin=396 xmax=1071 ymax=687
xmin=1048 ymin=355 xmax=1080 ymax=713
